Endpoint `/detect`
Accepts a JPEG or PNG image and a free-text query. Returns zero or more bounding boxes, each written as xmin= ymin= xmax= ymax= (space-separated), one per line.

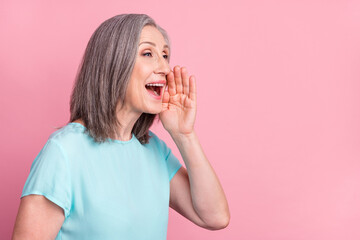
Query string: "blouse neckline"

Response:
xmin=68 ymin=122 xmax=136 ymax=144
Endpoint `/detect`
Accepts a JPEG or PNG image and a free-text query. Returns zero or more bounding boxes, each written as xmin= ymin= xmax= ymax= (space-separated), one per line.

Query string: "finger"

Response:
xmin=181 ymin=67 xmax=189 ymax=96
xmin=189 ymin=75 xmax=196 ymax=102
xmin=161 ymin=91 xmax=170 ymax=111
xmin=174 ymin=65 xmax=183 ymax=94
xmin=166 ymin=70 xmax=176 ymax=96
xmin=162 ymin=86 xmax=169 ymax=103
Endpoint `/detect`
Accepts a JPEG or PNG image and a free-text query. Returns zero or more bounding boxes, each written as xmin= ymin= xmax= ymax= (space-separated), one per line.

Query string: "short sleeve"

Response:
xmin=21 ymin=138 xmax=72 ymax=218
xmin=164 ymin=146 xmax=182 ymax=182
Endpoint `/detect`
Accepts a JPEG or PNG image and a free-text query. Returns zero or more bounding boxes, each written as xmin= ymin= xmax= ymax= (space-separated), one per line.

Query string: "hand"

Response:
xmin=160 ymin=65 xmax=197 ymax=136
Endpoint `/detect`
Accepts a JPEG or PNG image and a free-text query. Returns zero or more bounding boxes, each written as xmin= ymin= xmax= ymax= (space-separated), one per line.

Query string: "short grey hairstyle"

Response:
xmin=69 ymin=14 xmax=171 ymax=144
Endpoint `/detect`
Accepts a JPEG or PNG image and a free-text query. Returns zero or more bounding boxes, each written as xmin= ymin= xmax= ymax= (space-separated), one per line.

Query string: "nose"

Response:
xmin=155 ymin=54 xmax=171 ymax=76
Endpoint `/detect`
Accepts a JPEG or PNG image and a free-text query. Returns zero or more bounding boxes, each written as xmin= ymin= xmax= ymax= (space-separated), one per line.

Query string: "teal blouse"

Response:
xmin=21 ymin=122 xmax=182 ymax=239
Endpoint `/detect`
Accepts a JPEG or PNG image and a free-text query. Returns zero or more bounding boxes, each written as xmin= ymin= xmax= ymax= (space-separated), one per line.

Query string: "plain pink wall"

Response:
xmin=1 ymin=0 xmax=360 ymax=239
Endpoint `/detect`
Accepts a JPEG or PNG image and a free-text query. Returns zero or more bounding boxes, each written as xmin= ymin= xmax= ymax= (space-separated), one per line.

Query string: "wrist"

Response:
xmin=170 ymin=130 xmax=197 ymax=144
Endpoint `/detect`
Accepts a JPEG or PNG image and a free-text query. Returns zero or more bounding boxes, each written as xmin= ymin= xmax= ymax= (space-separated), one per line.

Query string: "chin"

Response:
xmin=143 ymin=105 xmax=162 ymax=115
xmin=145 ymin=109 xmax=162 ymax=115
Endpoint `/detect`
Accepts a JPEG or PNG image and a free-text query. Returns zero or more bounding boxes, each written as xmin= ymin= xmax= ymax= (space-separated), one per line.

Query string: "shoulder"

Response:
xmin=47 ymin=123 xmax=90 ymax=149
xmin=147 ymin=130 xmax=172 ymax=156
xmin=148 ymin=130 xmax=165 ymax=147
xmin=148 ymin=130 xmax=159 ymax=142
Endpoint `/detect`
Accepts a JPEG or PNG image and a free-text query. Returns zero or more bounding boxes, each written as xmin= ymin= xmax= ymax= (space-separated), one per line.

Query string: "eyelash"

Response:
xmin=143 ymin=52 xmax=168 ymax=59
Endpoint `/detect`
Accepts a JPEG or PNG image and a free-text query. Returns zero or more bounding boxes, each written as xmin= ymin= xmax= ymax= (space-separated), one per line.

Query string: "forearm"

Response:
xmin=170 ymin=131 xmax=230 ymax=227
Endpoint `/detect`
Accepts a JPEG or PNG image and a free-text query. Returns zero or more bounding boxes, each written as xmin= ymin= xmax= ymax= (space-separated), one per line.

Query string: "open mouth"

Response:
xmin=145 ymin=83 xmax=165 ymax=97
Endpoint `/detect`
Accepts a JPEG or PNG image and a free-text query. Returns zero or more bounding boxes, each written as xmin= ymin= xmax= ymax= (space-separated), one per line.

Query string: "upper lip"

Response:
xmin=145 ymin=80 xmax=166 ymax=85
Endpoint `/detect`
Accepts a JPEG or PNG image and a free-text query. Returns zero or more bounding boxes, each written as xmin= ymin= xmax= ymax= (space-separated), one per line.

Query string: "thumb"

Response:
xmin=161 ymin=90 xmax=169 ymax=111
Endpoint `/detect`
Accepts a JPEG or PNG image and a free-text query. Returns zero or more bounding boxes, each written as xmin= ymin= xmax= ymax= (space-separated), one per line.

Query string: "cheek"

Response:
xmin=133 ymin=60 xmax=153 ymax=79
xmin=127 ymin=60 xmax=154 ymax=99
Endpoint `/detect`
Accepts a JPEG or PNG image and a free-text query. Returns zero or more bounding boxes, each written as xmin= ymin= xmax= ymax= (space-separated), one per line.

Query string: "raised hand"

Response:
xmin=160 ymin=65 xmax=197 ymax=136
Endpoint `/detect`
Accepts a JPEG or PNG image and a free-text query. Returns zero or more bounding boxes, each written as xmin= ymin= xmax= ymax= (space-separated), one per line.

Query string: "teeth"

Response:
xmin=146 ymin=83 xmax=165 ymax=87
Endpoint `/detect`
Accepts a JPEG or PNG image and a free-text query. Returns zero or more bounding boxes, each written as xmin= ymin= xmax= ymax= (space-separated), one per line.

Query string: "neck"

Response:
xmin=114 ymin=103 xmax=142 ymax=141
xmin=72 ymin=105 xmax=142 ymax=142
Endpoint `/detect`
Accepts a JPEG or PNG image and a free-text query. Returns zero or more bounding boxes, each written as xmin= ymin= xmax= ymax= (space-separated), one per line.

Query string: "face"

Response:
xmin=122 ymin=25 xmax=171 ymax=115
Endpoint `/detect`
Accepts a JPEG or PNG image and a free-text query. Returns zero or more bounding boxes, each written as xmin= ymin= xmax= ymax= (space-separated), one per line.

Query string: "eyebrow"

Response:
xmin=139 ymin=41 xmax=169 ymax=49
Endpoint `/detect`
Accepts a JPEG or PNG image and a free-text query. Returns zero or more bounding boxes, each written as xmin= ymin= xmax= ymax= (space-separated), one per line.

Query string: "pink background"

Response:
xmin=1 ymin=0 xmax=360 ymax=239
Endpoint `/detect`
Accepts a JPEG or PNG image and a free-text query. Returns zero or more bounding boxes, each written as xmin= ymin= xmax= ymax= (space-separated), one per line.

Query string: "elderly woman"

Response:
xmin=12 ymin=14 xmax=230 ymax=239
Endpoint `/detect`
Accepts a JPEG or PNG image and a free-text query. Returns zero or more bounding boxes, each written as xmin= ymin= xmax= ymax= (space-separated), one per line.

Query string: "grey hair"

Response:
xmin=69 ymin=14 xmax=171 ymax=144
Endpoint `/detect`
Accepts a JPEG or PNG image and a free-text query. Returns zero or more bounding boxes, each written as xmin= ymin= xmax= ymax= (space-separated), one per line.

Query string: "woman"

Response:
xmin=12 ymin=14 xmax=230 ymax=239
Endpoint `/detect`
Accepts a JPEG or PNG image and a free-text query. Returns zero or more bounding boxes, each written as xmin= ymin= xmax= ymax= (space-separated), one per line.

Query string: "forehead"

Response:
xmin=139 ymin=25 xmax=166 ymax=45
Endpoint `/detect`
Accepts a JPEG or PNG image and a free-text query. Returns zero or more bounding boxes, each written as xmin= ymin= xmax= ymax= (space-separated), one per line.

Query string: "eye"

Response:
xmin=143 ymin=52 xmax=152 ymax=57
xmin=142 ymin=51 xmax=168 ymax=59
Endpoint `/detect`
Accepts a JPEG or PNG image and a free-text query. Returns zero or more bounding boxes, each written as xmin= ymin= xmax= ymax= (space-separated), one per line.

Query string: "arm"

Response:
xmin=170 ymin=132 xmax=230 ymax=230
xmin=160 ymin=65 xmax=230 ymax=230
xmin=12 ymin=195 xmax=65 ymax=240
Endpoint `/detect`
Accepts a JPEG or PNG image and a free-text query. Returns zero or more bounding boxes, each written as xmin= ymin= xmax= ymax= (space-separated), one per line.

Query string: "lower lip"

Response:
xmin=146 ymin=88 xmax=162 ymax=100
